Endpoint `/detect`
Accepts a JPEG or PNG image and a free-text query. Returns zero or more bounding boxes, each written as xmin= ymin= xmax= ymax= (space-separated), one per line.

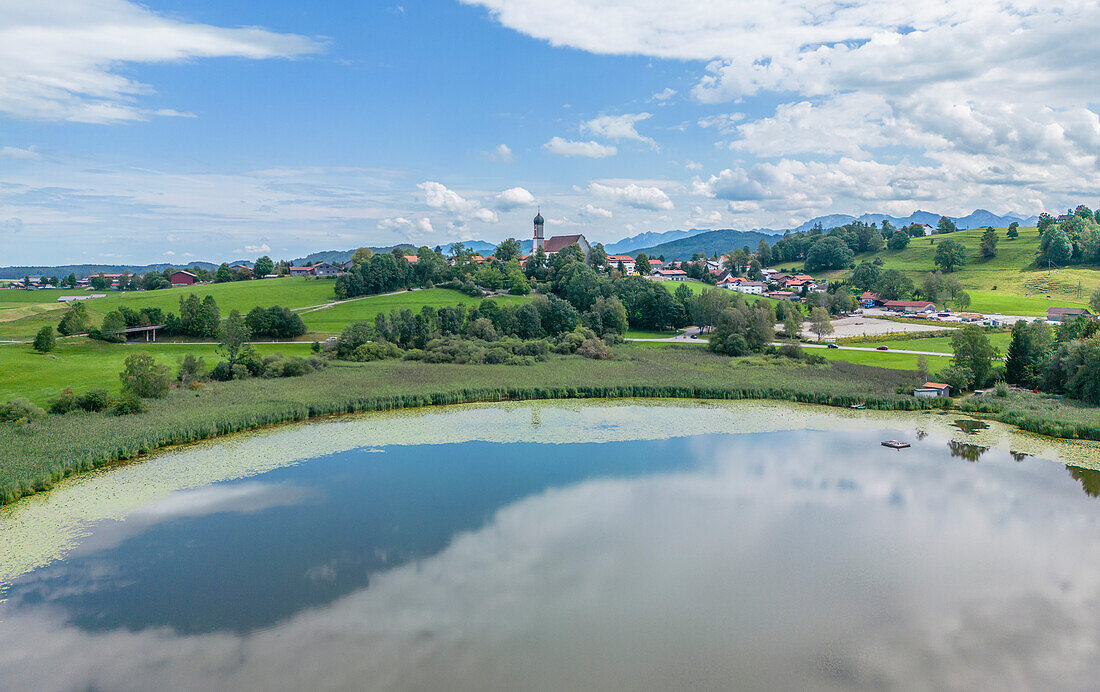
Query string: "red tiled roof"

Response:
xmin=922 ymin=382 xmax=950 ymax=390
xmin=544 ymin=235 xmax=584 ymax=253
xmin=884 ymin=300 xmax=935 ymax=308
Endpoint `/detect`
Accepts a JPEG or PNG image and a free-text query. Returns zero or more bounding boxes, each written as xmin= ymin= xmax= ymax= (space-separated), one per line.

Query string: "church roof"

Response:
xmin=544 ymin=235 xmax=585 ymax=253
xmin=533 ymin=211 xmax=544 ymax=224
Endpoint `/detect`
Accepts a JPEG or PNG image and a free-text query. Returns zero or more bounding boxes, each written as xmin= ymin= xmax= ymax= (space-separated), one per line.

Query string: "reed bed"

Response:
xmin=0 ymin=345 xmax=1092 ymax=505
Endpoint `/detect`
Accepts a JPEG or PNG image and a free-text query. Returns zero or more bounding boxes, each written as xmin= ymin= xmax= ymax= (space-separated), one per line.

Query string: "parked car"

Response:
xmin=876 ymin=345 xmax=889 ymax=351
xmin=827 ymin=343 xmax=839 ymax=349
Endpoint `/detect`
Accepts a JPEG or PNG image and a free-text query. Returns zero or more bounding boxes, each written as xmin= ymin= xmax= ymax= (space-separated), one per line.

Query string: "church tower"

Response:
xmin=532 ymin=208 xmax=544 ymax=253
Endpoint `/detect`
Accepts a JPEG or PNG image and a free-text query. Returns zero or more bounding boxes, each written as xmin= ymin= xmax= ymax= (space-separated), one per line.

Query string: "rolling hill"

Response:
xmin=631 ymin=229 xmax=782 ymax=260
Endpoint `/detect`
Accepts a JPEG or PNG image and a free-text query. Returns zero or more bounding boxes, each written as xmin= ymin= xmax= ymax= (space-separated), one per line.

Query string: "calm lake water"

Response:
xmin=1 ymin=402 xmax=1099 ymax=690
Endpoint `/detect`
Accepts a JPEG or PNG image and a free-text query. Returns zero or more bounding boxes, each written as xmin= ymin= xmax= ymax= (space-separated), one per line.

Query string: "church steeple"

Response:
xmin=533 ymin=206 xmax=545 ymax=253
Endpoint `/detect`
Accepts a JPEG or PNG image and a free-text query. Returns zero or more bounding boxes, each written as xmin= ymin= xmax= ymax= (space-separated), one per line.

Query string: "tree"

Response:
xmin=951 ymin=325 xmax=997 ymax=390
xmin=588 ymin=242 xmax=608 ymax=269
xmin=1091 ymin=285 xmax=1100 ymax=315
xmin=954 ymin=291 xmax=971 ymax=310
xmin=58 ymin=302 xmax=91 ymax=336
xmin=216 ymin=310 xmax=254 ymax=368
xmin=674 ymin=282 xmax=693 ymax=306
xmin=100 ymin=310 xmax=127 ymax=342
xmin=783 ymin=309 xmax=802 ymax=339
xmin=215 ymin=263 xmax=233 ymax=283
xmin=1006 ymin=221 xmax=1019 ymax=239
xmin=937 ymin=216 xmax=956 ymax=234
xmin=804 ymin=236 xmax=855 ymax=271
xmin=495 ymin=238 xmax=522 ymax=262
xmin=634 ymin=253 xmax=651 ymax=276
xmin=887 ymin=229 xmax=910 ymax=251
xmin=809 ymin=307 xmax=833 ymax=342
xmin=979 ymin=227 xmax=998 ymax=258
xmin=351 ymin=247 xmax=374 ymax=265
xmin=90 ymin=273 xmax=110 ymax=290
xmin=1005 ymin=319 xmax=1052 ymax=388
xmin=934 ymin=239 xmax=968 ymax=273
xmin=875 ymin=269 xmax=914 ymax=301
xmin=1039 ymin=226 xmax=1073 ymax=265
xmin=254 ymin=255 xmax=275 ymax=277
xmin=33 ymin=326 xmax=55 ymax=353
xmin=755 ymin=239 xmax=772 ymax=267
xmin=119 ymin=352 xmax=171 ymax=399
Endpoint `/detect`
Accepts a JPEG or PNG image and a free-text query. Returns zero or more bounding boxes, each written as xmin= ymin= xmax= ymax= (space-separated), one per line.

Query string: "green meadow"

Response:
xmin=778 ymin=225 xmax=1099 ymax=315
xmin=299 ymin=288 xmax=529 ymax=334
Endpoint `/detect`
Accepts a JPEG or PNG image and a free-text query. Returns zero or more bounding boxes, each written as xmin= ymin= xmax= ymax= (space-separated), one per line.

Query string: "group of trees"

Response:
xmin=1036 ymin=206 xmax=1100 ymax=266
xmin=1003 ymin=316 xmax=1100 ymax=403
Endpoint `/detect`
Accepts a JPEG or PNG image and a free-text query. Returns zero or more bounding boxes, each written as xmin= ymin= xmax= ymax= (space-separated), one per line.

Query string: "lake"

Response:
xmin=1 ymin=401 xmax=1099 ymax=690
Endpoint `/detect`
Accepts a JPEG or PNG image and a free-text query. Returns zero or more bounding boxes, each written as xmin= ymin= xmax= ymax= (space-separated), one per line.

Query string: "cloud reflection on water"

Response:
xmin=1 ymin=433 xmax=1099 ymax=690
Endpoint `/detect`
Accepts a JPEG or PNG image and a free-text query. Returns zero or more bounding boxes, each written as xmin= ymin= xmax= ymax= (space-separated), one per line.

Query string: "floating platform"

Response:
xmin=881 ymin=440 xmax=911 ymax=449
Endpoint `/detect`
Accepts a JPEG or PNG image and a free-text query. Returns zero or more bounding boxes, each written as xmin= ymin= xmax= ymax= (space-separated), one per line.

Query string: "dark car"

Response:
xmin=876 ymin=345 xmax=889 ymax=351
xmin=827 ymin=343 xmax=839 ymax=349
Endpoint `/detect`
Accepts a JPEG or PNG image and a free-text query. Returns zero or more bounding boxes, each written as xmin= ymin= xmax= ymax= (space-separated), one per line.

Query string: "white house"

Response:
xmin=606 ymin=255 xmax=636 ymax=273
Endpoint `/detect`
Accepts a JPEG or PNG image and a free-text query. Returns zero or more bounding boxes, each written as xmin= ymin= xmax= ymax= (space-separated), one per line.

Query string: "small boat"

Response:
xmin=850 ymin=403 xmax=866 ymax=409
xmin=881 ymin=440 xmax=910 ymax=449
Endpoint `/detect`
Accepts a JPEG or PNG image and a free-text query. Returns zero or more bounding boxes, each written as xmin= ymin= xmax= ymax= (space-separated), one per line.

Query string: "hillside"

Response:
xmin=632 ymin=229 xmax=782 ymax=260
xmin=778 ymin=225 xmax=1099 ymax=316
xmin=0 ymin=262 xmax=218 ymax=280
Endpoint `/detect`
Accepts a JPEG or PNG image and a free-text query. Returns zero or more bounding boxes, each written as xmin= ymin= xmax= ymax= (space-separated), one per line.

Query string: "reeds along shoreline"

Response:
xmin=1 ymin=351 xmax=1096 ymax=506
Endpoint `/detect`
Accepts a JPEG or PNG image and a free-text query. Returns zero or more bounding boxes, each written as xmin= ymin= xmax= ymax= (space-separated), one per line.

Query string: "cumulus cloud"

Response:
xmin=485 ymin=144 xmax=514 ymax=163
xmin=244 ymin=243 xmax=272 ymax=254
xmin=466 ymin=0 xmax=1100 ymax=223
xmin=588 ymin=182 xmax=673 ymax=211
xmin=0 ymin=0 xmax=323 ymax=123
xmin=418 ymin=181 xmax=499 ymax=223
xmin=581 ymin=113 xmax=655 ymax=146
xmin=578 ymin=204 xmax=613 ymax=220
xmin=688 ymin=206 xmax=722 ymax=226
xmin=495 ymin=186 xmax=536 ymax=210
xmin=543 ymin=137 xmax=617 ymax=158
xmin=378 ymin=216 xmax=435 ymax=238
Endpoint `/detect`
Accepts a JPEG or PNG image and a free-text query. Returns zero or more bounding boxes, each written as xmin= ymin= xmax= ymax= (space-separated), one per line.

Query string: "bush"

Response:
xmin=177 ymin=353 xmax=206 ymax=384
xmin=349 ymin=341 xmax=401 ymax=362
xmin=778 ymin=343 xmax=804 ymax=360
xmin=210 ymin=360 xmax=234 ymax=382
xmin=576 ymin=338 xmax=613 ymax=360
xmin=0 ymin=398 xmax=45 ymax=423
xmin=111 ymin=395 xmax=146 ymax=416
xmin=120 ymin=352 xmax=171 ymax=398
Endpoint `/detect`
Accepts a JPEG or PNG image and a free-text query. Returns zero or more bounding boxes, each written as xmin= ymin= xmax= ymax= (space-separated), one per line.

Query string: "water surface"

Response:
xmin=1 ymin=402 xmax=1098 ymax=690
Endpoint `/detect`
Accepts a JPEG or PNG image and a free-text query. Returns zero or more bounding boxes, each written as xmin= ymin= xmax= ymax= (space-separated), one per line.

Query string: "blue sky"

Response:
xmin=2 ymin=0 xmax=1098 ymax=264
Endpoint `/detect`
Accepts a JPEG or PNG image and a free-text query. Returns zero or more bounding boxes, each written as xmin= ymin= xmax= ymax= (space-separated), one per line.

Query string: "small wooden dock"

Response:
xmin=881 ymin=440 xmax=911 ymax=449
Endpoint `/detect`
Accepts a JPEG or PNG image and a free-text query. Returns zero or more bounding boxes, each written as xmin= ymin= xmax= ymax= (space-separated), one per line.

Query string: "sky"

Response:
xmin=1 ymin=0 xmax=1098 ymax=265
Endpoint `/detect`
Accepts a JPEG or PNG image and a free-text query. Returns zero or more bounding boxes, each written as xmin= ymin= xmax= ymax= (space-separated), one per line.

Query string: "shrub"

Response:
xmin=120 ymin=352 xmax=171 ymax=399
xmin=177 ymin=353 xmax=207 ymax=384
xmin=350 ymin=341 xmax=401 ymax=362
xmin=485 ymin=346 xmax=509 ymax=364
xmin=778 ymin=343 xmax=804 ymax=360
xmin=210 ymin=360 xmax=233 ymax=381
xmin=1 ymin=398 xmax=45 ymax=423
xmin=48 ymin=389 xmax=79 ymax=414
xmin=995 ymin=381 xmax=1009 ymax=397
xmin=111 ymin=395 xmax=146 ymax=416
xmin=577 ymin=338 xmax=613 ymax=360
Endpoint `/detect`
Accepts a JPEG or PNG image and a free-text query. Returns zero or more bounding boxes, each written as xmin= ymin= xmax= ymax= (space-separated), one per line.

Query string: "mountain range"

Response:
xmin=790 ymin=209 xmax=1038 ymax=233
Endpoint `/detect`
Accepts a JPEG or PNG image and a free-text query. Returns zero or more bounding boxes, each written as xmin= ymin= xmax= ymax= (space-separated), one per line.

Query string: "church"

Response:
xmin=532 ymin=210 xmax=590 ymax=258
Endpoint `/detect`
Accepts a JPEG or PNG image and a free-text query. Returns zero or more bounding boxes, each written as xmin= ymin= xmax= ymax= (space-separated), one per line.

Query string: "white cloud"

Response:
xmin=588 ymin=182 xmax=674 ymax=211
xmin=581 ymin=113 xmax=655 ymax=146
xmin=418 ymin=181 xmax=499 ymax=223
xmin=486 ymin=144 xmax=514 ymax=163
xmin=244 ymin=243 xmax=272 ymax=254
xmin=578 ymin=204 xmax=613 ymax=220
xmin=688 ymin=206 xmax=722 ymax=226
xmin=650 ymin=88 xmax=677 ymax=103
xmin=378 ymin=216 xmax=435 ymax=239
xmin=543 ymin=137 xmax=617 ymax=158
xmin=696 ymin=112 xmax=745 ymax=134
xmin=0 ymin=145 xmax=41 ymax=159
xmin=495 ymin=186 xmax=536 ymax=210
xmin=0 ymin=0 xmax=323 ymax=123
xmin=163 ymin=250 xmax=175 ymax=256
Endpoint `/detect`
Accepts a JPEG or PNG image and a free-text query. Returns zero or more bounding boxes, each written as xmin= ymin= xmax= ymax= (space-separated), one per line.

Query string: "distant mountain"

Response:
xmin=632 ymin=229 xmax=783 ymax=261
xmin=604 ymin=229 xmax=710 ymax=254
xmin=792 ymin=209 xmax=1037 ymax=233
xmin=0 ymin=262 xmax=217 ymax=280
xmin=444 ymin=240 xmax=497 ymax=255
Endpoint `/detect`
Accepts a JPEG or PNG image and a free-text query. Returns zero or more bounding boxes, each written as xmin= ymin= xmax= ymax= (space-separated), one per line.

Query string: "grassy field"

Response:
xmin=815 ymin=348 xmax=954 ymax=371
xmin=0 ymin=277 xmax=337 ymax=341
xmin=299 ymin=289 xmax=528 ymax=334
xmin=778 ymin=225 xmax=1099 ymax=315
xmin=842 ymin=332 xmax=1013 ymax=354
xmin=0 ymin=340 xmax=315 ymax=405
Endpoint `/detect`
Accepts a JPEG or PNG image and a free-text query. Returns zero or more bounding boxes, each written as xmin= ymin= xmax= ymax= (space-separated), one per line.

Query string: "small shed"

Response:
xmin=914 ymin=382 xmax=951 ymax=399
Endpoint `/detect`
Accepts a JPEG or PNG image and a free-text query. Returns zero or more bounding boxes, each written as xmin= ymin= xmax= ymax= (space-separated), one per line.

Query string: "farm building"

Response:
xmin=914 ymin=382 xmax=951 ymax=398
